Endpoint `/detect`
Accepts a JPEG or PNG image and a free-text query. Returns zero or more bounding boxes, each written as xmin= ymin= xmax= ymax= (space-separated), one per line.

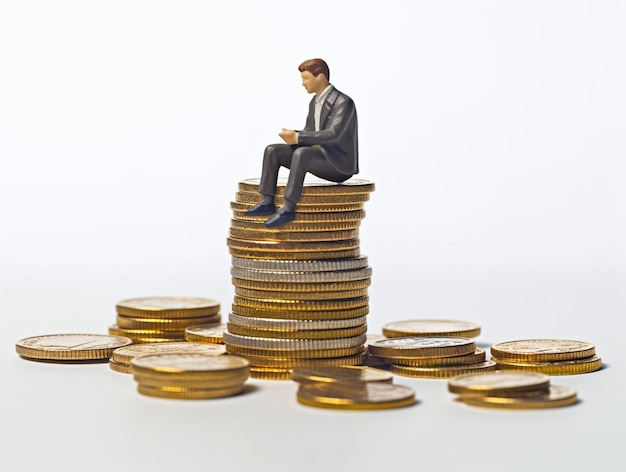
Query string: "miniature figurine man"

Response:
xmin=246 ymin=58 xmax=359 ymax=228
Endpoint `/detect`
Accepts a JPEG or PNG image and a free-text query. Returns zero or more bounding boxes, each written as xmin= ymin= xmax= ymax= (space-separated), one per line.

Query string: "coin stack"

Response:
xmin=225 ymin=178 xmax=375 ymax=379
xmin=368 ymin=336 xmax=496 ymax=378
xmin=448 ymin=371 xmax=579 ymax=409
xmin=490 ymin=339 xmax=603 ymax=375
xmin=109 ymin=297 xmax=221 ymax=344
xmin=130 ymin=353 xmax=250 ymax=400
xmin=109 ymin=341 xmax=226 ymax=374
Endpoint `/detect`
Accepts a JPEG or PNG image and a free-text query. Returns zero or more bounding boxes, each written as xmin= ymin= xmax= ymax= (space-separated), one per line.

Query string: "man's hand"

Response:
xmin=279 ymin=128 xmax=298 ymax=145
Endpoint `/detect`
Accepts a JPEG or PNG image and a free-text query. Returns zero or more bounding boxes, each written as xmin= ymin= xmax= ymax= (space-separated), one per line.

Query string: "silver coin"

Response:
xmin=231 ymin=255 xmax=369 ymax=272
xmin=230 ymin=266 xmax=372 ymax=283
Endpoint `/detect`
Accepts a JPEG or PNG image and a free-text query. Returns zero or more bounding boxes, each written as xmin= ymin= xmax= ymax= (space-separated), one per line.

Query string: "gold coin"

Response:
xmin=235 ymin=286 xmax=368 ymax=301
xmin=134 ymin=372 xmax=249 ymax=388
xmin=459 ymin=385 xmax=578 ymax=409
xmin=492 ymin=355 xmax=603 ymax=375
xmin=130 ymin=353 xmax=250 ymax=379
xmin=16 ymin=334 xmax=132 ymax=361
xmin=225 ymin=344 xmax=366 ymax=359
xmin=232 ymin=295 xmax=369 ymax=312
xmin=229 ymin=248 xmax=361 ymax=260
xmin=387 ymin=348 xmax=486 ymax=367
xmin=136 ymin=383 xmax=245 ymax=400
xmin=231 ymin=201 xmax=365 ymax=213
xmin=109 ymin=324 xmax=185 ymax=336
xmin=229 ymin=227 xmax=359 ymax=242
xmin=227 ymin=237 xmax=360 ymax=253
xmin=230 ymin=219 xmax=361 ymax=233
xmin=231 ymin=209 xmax=365 ymax=223
xmin=368 ymin=337 xmax=476 ymax=359
xmin=232 ymin=277 xmax=371 ymax=292
xmin=235 ymin=191 xmax=369 ymax=205
xmin=391 ymin=361 xmax=497 ymax=378
xmin=115 ymin=313 xmax=221 ymax=330
xmin=231 ymin=304 xmax=369 ymax=320
xmin=227 ymin=323 xmax=367 ymax=340
xmin=109 ymin=359 xmax=132 ymax=374
xmin=116 ymin=297 xmax=220 ymax=319
xmin=233 ymin=353 xmax=367 ymax=368
xmin=296 ymin=382 xmax=416 ymax=410
xmin=249 ymin=367 xmax=293 ymax=380
xmin=291 ymin=365 xmax=393 ymax=384
xmin=448 ymin=371 xmax=551 ymax=396
xmin=227 ymin=312 xmax=367 ymax=330
xmin=238 ymin=177 xmax=375 ymax=195
xmin=116 ymin=336 xmax=186 ymax=344
xmin=490 ymin=339 xmax=596 ymax=362
xmin=382 ymin=320 xmax=481 ymax=338
xmin=183 ymin=323 xmax=227 ymax=344
xmin=112 ymin=341 xmax=226 ymax=365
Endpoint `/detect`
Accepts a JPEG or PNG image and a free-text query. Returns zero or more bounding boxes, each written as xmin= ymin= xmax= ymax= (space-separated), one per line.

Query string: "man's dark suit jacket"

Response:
xmin=296 ymin=87 xmax=359 ymax=177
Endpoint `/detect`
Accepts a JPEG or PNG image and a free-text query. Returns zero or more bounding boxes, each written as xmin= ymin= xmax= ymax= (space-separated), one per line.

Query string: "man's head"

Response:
xmin=298 ymin=58 xmax=330 ymax=96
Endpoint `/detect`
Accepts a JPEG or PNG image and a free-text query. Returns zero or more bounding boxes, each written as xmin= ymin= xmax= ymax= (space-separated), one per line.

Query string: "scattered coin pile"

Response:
xmin=16 ymin=334 xmax=132 ymax=363
xmin=448 ymin=371 xmax=578 ymax=409
xmin=490 ymin=339 xmax=602 ymax=375
xmin=368 ymin=336 xmax=496 ymax=378
xmin=130 ymin=353 xmax=250 ymax=400
xmin=109 ymin=341 xmax=226 ymax=374
xmin=290 ymin=365 xmax=416 ymax=410
xmin=225 ymin=178 xmax=375 ymax=379
xmin=109 ymin=297 xmax=221 ymax=343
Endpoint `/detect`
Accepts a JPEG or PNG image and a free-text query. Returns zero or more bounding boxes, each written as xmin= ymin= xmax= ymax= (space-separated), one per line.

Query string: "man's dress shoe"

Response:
xmin=264 ymin=209 xmax=296 ymax=228
xmin=245 ymin=202 xmax=276 ymax=216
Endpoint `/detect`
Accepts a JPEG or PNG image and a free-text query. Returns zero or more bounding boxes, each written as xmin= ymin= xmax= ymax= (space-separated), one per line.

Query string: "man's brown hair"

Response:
xmin=298 ymin=58 xmax=330 ymax=81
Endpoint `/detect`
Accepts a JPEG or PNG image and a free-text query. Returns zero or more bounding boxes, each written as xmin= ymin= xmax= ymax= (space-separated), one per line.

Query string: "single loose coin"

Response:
xmin=390 ymin=361 xmax=497 ymax=379
xmin=382 ymin=320 xmax=481 ymax=338
xmin=492 ymin=355 xmax=603 ymax=375
xmin=368 ymin=337 xmax=476 ymax=359
xmin=448 ymin=371 xmax=551 ymax=396
xmin=130 ymin=353 xmax=249 ymax=377
xmin=184 ymin=323 xmax=227 ymax=344
xmin=112 ymin=341 xmax=226 ymax=365
xmin=116 ymin=297 xmax=220 ymax=319
xmin=459 ymin=385 xmax=578 ymax=409
xmin=16 ymin=334 xmax=132 ymax=361
xmin=296 ymin=382 xmax=416 ymax=410
xmin=291 ymin=365 xmax=393 ymax=384
xmin=490 ymin=339 xmax=595 ymax=362
xmin=136 ymin=383 xmax=245 ymax=400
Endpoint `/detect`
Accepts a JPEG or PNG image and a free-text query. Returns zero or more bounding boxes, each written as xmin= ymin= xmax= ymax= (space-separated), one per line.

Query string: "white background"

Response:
xmin=1 ymin=1 xmax=625 ymax=471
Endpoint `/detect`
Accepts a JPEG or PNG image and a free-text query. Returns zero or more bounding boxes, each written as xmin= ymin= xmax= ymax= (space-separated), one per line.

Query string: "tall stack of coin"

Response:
xmin=368 ymin=336 xmax=496 ymax=378
xmin=225 ymin=178 xmax=375 ymax=379
xmin=490 ymin=339 xmax=603 ymax=375
xmin=109 ymin=297 xmax=221 ymax=344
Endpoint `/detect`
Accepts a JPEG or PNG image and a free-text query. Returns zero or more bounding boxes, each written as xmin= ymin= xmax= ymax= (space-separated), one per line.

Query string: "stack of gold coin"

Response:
xmin=448 ymin=371 xmax=579 ymax=409
xmin=16 ymin=334 xmax=132 ymax=363
xmin=225 ymin=178 xmax=375 ymax=379
xmin=130 ymin=353 xmax=250 ymax=400
xmin=368 ymin=336 xmax=495 ymax=378
xmin=109 ymin=297 xmax=221 ymax=344
xmin=490 ymin=339 xmax=603 ymax=375
xmin=109 ymin=341 xmax=226 ymax=374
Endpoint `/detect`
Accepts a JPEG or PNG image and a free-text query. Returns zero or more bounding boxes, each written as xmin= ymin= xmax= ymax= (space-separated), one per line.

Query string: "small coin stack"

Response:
xmin=225 ymin=178 xmax=375 ymax=379
xmin=368 ymin=336 xmax=496 ymax=378
xmin=448 ymin=371 xmax=579 ymax=409
xmin=490 ymin=339 xmax=603 ymax=375
xmin=109 ymin=341 xmax=226 ymax=374
xmin=130 ymin=353 xmax=250 ymax=400
xmin=109 ymin=297 xmax=221 ymax=344
xmin=16 ymin=334 xmax=132 ymax=363
xmin=291 ymin=365 xmax=417 ymax=410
